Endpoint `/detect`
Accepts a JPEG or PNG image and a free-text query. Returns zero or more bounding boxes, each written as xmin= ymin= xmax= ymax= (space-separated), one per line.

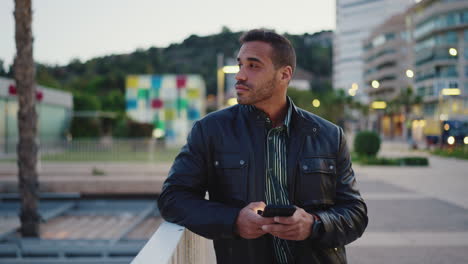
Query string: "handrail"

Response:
xmin=131 ymin=221 xmax=216 ymax=264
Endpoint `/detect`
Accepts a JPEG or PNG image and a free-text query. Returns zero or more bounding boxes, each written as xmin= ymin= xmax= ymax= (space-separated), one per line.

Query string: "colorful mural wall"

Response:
xmin=125 ymin=74 xmax=205 ymax=146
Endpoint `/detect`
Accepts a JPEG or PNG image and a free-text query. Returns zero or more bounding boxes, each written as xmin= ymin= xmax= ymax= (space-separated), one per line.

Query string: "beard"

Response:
xmin=236 ymin=75 xmax=277 ymax=105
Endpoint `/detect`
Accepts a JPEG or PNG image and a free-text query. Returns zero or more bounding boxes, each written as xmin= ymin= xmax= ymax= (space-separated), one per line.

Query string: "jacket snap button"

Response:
xmin=329 ymin=165 xmax=334 ymax=170
xmin=240 ymin=160 xmax=245 ymax=165
xmin=313 ymin=128 xmax=317 ymax=132
xmin=302 ymin=165 xmax=308 ymax=170
xmin=214 ymin=161 xmax=219 ymax=166
xmin=334 ymin=248 xmax=338 ymax=251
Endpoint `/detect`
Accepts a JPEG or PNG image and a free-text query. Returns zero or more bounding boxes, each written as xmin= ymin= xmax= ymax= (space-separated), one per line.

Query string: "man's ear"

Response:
xmin=280 ymin=66 xmax=293 ymax=83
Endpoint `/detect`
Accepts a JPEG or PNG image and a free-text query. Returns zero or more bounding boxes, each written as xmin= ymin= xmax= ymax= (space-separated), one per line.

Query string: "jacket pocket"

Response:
xmin=296 ymin=157 xmax=336 ymax=206
xmin=214 ymin=152 xmax=248 ymax=202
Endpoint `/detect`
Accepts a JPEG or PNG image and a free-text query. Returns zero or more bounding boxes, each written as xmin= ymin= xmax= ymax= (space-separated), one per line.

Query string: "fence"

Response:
xmin=0 ymin=138 xmax=180 ymax=163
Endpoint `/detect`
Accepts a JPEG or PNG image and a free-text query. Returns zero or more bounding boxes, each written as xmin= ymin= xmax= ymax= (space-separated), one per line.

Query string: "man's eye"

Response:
xmin=249 ymin=63 xmax=257 ymax=68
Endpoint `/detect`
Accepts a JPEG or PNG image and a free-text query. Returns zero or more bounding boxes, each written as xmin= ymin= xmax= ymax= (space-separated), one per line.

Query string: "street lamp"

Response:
xmin=371 ymin=80 xmax=380 ymax=89
xmin=312 ymin=99 xmax=320 ymax=108
xmin=448 ymin=48 xmax=458 ymax=56
xmin=406 ymin=69 xmax=414 ymax=78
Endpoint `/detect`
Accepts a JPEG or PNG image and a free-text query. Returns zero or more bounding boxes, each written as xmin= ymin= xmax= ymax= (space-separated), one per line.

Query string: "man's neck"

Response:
xmin=254 ymin=97 xmax=288 ymax=127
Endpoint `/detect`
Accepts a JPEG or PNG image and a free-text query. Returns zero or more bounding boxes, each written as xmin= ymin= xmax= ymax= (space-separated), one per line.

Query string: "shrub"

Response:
xmin=354 ymin=131 xmax=381 ymax=157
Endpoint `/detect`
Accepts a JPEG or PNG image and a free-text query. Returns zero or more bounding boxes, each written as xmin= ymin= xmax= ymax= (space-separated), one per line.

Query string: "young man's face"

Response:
xmin=235 ymin=41 xmax=281 ymax=106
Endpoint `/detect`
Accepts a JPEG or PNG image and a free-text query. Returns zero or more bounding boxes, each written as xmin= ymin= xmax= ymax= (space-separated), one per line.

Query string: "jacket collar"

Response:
xmin=241 ymin=97 xmax=321 ymax=136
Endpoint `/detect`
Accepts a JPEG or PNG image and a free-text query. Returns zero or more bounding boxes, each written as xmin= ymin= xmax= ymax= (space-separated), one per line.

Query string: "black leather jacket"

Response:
xmin=158 ymin=101 xmax=368 ymax=264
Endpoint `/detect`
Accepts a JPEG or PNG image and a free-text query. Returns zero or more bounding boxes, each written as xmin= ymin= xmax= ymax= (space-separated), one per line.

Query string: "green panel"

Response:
xmin=138 ymin=89 xmax=149 ymax=99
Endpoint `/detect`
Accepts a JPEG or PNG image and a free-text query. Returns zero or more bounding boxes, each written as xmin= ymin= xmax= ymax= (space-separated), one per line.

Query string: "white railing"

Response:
xmin=131 ymin=221 xmax=216 ymax=264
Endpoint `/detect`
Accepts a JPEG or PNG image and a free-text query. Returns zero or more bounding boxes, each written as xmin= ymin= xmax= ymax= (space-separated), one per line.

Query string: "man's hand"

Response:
xmin=261 ymin=207 xmax=315 ymax=241
xmin=235 ymin=202 xmax=276 ymax=239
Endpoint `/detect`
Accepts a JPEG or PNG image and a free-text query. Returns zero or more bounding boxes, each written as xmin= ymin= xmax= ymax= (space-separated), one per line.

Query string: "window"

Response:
xmin=449 ymin=81 xmax=459 ymax=88
xmin=424 ymin=103 xmax=436 ymax=116
xmin=417 ymin=86 xmax=426 ymax=97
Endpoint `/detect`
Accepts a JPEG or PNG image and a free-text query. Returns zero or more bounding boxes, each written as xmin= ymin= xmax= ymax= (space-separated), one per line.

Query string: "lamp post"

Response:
xmin=217 ymin=53 xmax=224 ymax=110
xmin=216 ymin=53 xmax=240 ymax=109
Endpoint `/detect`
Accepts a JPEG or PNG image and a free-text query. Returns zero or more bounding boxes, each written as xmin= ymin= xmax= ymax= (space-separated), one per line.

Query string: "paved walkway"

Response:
xmin=1 ymin=141 xmax=467 ymax=262
xmin=348 ymin=143 xmax=468 ymax=263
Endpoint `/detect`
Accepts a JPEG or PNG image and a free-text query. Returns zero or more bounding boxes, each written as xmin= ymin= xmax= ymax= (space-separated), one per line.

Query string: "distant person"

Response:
xmin=158 ymin=29 xmax=368 ymax=263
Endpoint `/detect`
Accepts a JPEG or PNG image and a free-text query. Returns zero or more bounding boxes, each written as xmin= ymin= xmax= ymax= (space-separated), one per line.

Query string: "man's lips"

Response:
xmin=235 ymin=84 xmax=249 ymax=91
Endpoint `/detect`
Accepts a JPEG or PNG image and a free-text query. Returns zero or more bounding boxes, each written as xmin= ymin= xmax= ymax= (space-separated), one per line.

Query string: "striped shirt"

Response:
xmin=248 ymin=102 xmax=293 ymax=263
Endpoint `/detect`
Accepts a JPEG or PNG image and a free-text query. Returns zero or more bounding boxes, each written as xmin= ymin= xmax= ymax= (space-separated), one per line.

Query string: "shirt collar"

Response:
xmin=245 ymin=98 xmax=293 ymax=135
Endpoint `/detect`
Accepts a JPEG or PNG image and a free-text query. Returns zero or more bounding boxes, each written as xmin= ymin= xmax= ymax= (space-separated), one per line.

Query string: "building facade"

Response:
xmin=0 ymin=77 xmax=73 ymax=157
xmin=334 ymin=0 xmax=416 ymax=101
xmin=408 ymin=0 xmax=468 ymax=145
xmin=363 ymin=13 xmax=414 ymax=139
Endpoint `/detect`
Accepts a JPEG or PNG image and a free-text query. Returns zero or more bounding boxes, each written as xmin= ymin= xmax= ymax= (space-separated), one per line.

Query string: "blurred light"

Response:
xmin=464 ymin=136 xmax=468 ymax=145
xmin=444 ymin=124 xmax=450 ymax=131
xmin=448 ymin=48 xmax=458 ymax=56
xmin=227 ymin=97 xmax=238 ymax=106
xmin=371 ymin=101 xmax=387 ymax=109
xmin=351 ymin=83 xmax=359 ymax=90
xmin=412 ymin=120 xmax=418 ymax=127
xmin=348 ymin=89 xmax=356 ymax=96
xmin=371 ymin=80 xmax=380 ymax=88
xmin=406 ymin=69 xmax=414 ymax=78
xmin=152 ymin=128 xmax=165 ymax=139
xmin=447 ymin=136 xmax=455 ymax=145
xmin=420 ymin=120 xmax=426 ymax=127
xmin=441 ymin=88 xmax=461 ymax=96
xmin=222 ymin=65 xmax=240 ymax=74
xmin=312 ymin=99 xmax=320 ymax=108
xmin=440 ymin=114 xmax=448 ymax=121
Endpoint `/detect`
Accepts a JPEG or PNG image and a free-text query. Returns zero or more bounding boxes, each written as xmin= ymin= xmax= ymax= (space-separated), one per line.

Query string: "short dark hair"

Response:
xmin=239 ymin=29 xmax=296 ymax=74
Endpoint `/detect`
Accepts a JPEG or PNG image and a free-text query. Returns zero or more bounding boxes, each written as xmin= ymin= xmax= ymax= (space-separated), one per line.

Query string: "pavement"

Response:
xmin=347 ymin=142 xmax=468 ymax=264
xmin=1 ymin=141 xmax=468 ymax=263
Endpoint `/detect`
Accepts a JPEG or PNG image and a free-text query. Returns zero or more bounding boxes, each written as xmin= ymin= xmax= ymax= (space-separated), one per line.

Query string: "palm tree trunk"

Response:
xmin=14 ymin=0 xmax=40 ymax=237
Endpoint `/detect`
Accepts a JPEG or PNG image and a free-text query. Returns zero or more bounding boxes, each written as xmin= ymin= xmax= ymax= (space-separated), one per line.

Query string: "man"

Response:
xmin=158 ymin=29 xmax=368 ymax=263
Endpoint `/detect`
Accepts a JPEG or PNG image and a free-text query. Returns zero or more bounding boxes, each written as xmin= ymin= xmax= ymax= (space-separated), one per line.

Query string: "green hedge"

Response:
xmin=352 ymin=154 xmax=429 ymax=166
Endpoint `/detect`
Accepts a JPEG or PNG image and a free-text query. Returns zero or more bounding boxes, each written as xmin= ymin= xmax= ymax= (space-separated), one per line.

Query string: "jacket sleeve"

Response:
xmin=310 ymin=127 xmax=368 ymax=247
xmin=157 ymin=121 xmax=240 ymax=240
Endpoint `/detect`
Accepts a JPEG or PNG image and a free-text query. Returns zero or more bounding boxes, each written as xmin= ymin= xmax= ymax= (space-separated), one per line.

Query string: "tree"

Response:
xmin=0 ymin=59 xmax=7 ymax=76
xmin=397 ymin=87 xmax=422 ymax=141
xmin=14 ymin=0 xmax=40 ymax=237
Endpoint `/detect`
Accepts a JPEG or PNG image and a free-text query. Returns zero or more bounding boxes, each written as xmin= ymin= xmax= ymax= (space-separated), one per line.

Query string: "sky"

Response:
xmin=0 ymin=0 xmax=335 ymax=68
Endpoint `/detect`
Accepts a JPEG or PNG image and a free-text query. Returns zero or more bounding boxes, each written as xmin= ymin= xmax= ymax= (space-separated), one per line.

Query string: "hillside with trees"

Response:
xmin=1 ymin=28 xmax=334 ymax=137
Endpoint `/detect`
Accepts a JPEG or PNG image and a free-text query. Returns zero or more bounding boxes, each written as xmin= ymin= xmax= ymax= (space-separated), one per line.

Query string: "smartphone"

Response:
xmin=257 ymin=204 xmax=296 ymax=217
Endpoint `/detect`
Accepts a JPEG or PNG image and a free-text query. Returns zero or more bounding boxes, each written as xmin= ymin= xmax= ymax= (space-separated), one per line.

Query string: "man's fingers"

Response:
xmin=273 ymin=216 xmax=297 ymax=225
xmin=262 ymin=224 xmax=296 ymax=233
xmin=255 ymin=216 xmax=276 ymax=226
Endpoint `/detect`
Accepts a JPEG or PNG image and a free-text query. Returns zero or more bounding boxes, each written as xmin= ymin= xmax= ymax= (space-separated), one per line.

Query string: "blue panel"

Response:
xmin=188 ymin=107 xmax=200 ymax=120
xmin=126 ymin=99 xmax=137 ymax=109
xmin=152 ymin=76 xmax=162 ymax=89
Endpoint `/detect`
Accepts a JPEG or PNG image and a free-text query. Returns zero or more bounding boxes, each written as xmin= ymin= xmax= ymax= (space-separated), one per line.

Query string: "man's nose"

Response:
xmin=235 ymin=68 xmax=247 ymax=81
